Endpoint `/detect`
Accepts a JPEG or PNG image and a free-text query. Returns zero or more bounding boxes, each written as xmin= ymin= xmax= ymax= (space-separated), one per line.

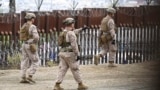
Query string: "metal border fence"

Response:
xmin=0 ymin=6 xmax=160 ymax=69
xmin=0 ymin=23 xmax=159 ymax=68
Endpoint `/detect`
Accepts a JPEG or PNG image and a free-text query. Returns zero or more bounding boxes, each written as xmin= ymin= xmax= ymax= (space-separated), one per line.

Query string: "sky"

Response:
xmin=16 ymin=0 xmax=118 ymax=12
xmin=0 ymin=0 xmax=158 ymax=13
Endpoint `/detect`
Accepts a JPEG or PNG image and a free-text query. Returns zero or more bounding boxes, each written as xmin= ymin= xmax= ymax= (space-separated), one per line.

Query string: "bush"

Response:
xmin=7 ymin=52 xmax=21 ymax=69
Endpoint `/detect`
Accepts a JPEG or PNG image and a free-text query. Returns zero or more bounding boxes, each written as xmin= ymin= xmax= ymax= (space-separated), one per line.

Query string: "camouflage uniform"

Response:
xmin=54 ymin=18 xmax=88 ymax=90
xmin=94 ymin=8 xmax=117 ymax=67
xmin=20 ymin=13 xmax=40 ymax=83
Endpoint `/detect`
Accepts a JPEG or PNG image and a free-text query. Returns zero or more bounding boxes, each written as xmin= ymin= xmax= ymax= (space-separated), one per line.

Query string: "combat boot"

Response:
xmin=94 ymin=55 xmax=100 ymax=65
xmin=53 ymin=83 xmax=64 ymax=90
xmin=26 ymin=75 xmax=36 ymax=83
xmin=20 ymin=77 xmax=30 ymax=83
xmin=108 ymin=61 xmax=117 ymax=67
xmin=78 ymin=82 xmax=88 ymax=90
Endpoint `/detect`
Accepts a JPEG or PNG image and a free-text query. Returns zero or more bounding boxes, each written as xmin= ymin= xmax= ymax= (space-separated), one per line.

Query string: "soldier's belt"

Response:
xmin=61 ymin=42 xmax=71 ymax=48
xmin=24 ymin=42 xmax=34 ymax=44
xmin=60 ymin=48 xmax=73 ymax=52
xmin=102 ymin=32 xmax=109 ymax=35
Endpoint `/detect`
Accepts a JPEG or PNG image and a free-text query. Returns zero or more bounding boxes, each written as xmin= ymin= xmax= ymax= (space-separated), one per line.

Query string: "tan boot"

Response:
xmin=94 ymin=55 xmax=100 ymax=65
xmin=108 ymin=61 xmax=117 ymax=67
xmin=78 ymin=82 xmax=88 ymax=90
xmin=53 ymin=83 xmax=64 ymax=90
xmin=26 ymin=75 xmax=36 ymax=83
xmin=20 ymin=77 xmax=30 ymax=83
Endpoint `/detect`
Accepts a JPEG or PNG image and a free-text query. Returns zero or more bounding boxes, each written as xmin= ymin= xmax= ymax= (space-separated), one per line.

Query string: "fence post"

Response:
xmin=90 ymin=25 xmax=94 ymax=64
xmin=126 ymin=24 xmax=130 ymax=64
xmin=12 ymin=14 xmax=16 ymax=49
xmin=139 ymin=23 xmax=143 ymax=62
xmin=158 ymin=23 xmax=160 ymax=60
xmin=45 ymin=13 xmax=49 ymax=42
xmin=56 ymin=11 xmax=60 ymax=31
xmin=86 ymin=9 xmax=89 ymax=26
xmin=133 ymin=8 xmax=135 ymax=27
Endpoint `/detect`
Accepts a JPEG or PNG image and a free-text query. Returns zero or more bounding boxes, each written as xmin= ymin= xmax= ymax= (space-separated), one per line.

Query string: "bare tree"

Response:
xmin=109 ymin=0 xmax=119 ymax=8
xmin=0 ymin=0 xmax=2 ymax=7
xmin=34 ymin=0 xmax=44 ymax=29
xmin=146 ymin=0 xmax=153 ymax=5
xmin=69 ymin=0 xmax=78 ymax=10
xmin=68 ymin=0 xmax=79 ymax=16
xmin=35 ymin=0 xmax=44 ymax=11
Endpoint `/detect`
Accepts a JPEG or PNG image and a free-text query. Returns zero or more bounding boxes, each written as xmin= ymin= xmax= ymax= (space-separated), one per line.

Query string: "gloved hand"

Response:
xmin=111 ymin=40 xmax=116 ymax=45
xmin=76 ymin=55 xmax=81 ymax=61
xmin=82 ymin=25 xmax=88 ymax=30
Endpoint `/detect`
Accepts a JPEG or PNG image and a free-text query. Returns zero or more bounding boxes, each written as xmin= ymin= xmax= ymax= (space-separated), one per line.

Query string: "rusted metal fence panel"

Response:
xmin=0 ymin=23 xmax=12 ymax=32
xmin=85 ymin=8 xmax=106 ymax=26
xmin=0 ymin=6 xmax=159 ymax=32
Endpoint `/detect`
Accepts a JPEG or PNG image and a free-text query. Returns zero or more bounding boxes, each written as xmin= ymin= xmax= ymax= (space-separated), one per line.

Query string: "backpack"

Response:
xmin=58 ymin=31 xmax=69 ymax=47
xmin=20 ymin=23 xmax=31 ymax=41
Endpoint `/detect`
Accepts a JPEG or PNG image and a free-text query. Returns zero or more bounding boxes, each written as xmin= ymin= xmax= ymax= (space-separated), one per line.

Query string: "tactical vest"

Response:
xmin=100 ymin=16 xmax=111 ymax=32
xmin=20 ymin=23 xmax=32 ymax=41
xmin=58 ymin=31 xmax=71 ymax=47
xmin=98 ymin=16 xmax=113 ymax=46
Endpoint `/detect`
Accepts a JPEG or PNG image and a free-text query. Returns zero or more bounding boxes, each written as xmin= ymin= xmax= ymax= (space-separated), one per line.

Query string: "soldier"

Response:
xmin=94 ymin=8 xmax=117 ymax=67
xmin=53 ymin=17 xmax=88 ymax=90
xmin=19 ymin=13 xmax=40 ymax=83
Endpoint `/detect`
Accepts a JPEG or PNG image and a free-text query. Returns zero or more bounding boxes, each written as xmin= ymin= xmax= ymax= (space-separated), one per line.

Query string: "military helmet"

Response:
xmin=63 ymin=17 xmax=75 ymax=25
xmin=107 ymin=8 xmax=116 ymax=14
xmin=25 ymin=13 xmax=36 ymax=19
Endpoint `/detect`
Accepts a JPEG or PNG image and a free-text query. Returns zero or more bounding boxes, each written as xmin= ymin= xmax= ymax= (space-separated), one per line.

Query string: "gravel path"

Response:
xmin=0 ymin=60 xmax=160 ymax=90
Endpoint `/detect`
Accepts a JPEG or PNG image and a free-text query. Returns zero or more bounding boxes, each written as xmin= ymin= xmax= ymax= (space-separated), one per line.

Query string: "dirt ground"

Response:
xmin=0 ymin=60 xmax=160 ymax=90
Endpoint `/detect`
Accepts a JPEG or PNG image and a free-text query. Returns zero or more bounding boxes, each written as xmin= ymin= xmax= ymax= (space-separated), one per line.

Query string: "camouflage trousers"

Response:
xmin=99 ymin=40 xmax=117 ymax=62
xmin=56 ymin=52 xmax=82 ymax=83
xmin=20 ymin=43 xmax=39 ymax=78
